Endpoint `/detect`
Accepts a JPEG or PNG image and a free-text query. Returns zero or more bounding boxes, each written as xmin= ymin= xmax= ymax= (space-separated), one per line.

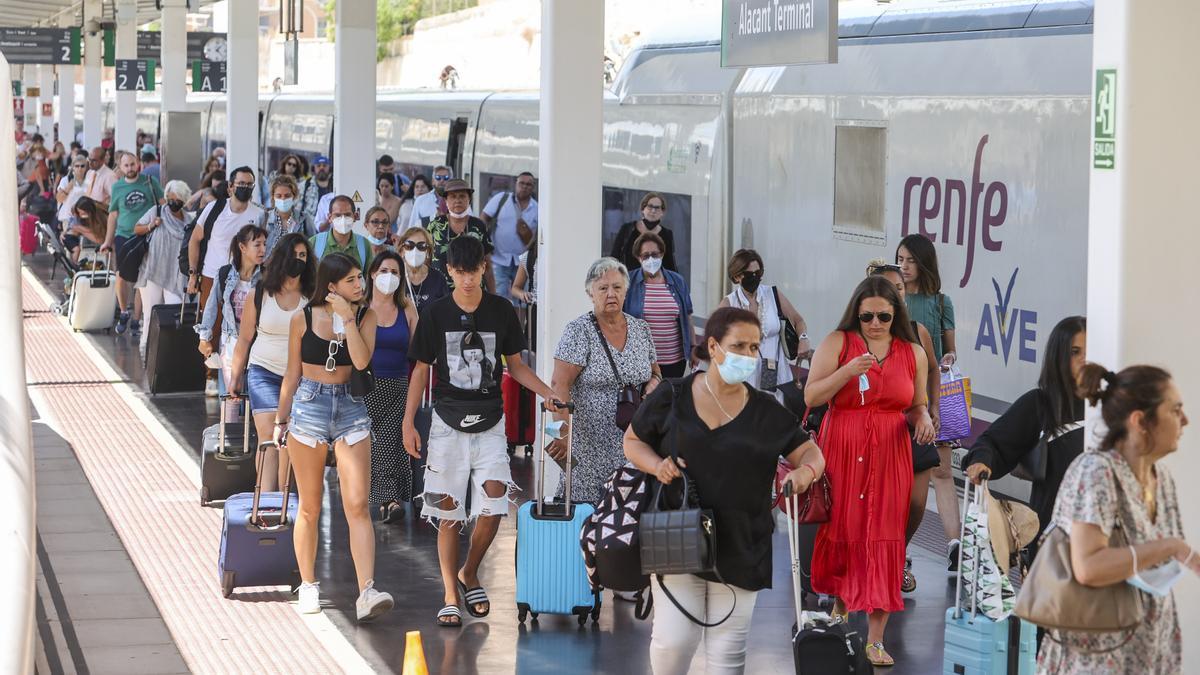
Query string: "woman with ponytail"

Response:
xmin=1034 ymin=362 xmax=1197 ymax=673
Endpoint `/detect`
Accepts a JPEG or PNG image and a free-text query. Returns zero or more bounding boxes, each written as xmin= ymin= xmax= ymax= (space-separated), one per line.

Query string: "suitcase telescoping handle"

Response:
xmin=535 ymin=399 xmax=575 ymax=517
xmin=250 ymin=441 xmax=294 ymax=529
xmin=952 ymin=472 xmax=990 ymax=620
xmin=176 ymin=292 xmax=199 ymax=329
xmin=217 ymin=395 xmax=252 ymax=458
xmin=782 ymin=480 xmax=807 ymax=630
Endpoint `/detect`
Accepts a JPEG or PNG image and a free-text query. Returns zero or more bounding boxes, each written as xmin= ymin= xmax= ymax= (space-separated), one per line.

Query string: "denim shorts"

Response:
xmin=246 ymin=364 xmax=284 ymax=415
xmin=420 ymin=411 xmax=514 ymax=523
xmin=287 ymin=377 xmax=372 ymax=447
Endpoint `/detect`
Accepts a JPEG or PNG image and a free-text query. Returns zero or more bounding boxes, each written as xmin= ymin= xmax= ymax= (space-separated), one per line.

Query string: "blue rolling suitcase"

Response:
xmin=515 ymin=402 xmax=600 ymax=625
xmin=218 ymin=442 xmax=300 ymax=598
xmin=943 ymin=480 xmax=1037 ymax=675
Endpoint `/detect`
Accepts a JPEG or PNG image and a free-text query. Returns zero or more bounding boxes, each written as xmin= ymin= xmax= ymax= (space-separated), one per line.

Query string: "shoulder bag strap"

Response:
xmin=771 ymin=285 xmax=785 ymax=324
xmin=314 ymin=231 xmax=329 ymax=258
xmin=356 ymin=235 xmax=368 ymax=264
xmin=589 ymin=311 xmax=625 ymax=386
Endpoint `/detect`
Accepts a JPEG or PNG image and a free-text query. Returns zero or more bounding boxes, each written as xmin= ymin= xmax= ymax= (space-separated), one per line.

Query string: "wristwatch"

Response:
xmin=798 ymin=332 xmax=809 ymax=340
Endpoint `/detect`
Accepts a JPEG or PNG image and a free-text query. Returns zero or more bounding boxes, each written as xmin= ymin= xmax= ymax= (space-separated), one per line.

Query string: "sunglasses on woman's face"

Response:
xmin=402 ymin=240 xmax=430 ymax=252
xmin=858 ymin=311 xmax=894 ymax=325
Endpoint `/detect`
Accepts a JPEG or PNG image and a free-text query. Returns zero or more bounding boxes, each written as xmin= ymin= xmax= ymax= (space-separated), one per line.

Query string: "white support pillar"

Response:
xmin=37 ymin=65 xmax=54 ymax=140
xmin=57 ymin=14 xmax=76 ymax=145
xmin=114 ymin=0 xmax=137 ymax=154
xmin=535 ymin=0 xmax=604 ymax=377
xmin=225 ymin=0 xmax=259 ymax=177
xmin=0 ymin=52 xmax=37 ymax=675
xmin=332 ymin=0 xmax=377 ymax=220
xmin=83 ymin=0 xmax=103 ymax=150
xmin=1089 ymin=2 xmax=1200 ymax=670
xmin=159 ymin=0 xmax=188 ymax=113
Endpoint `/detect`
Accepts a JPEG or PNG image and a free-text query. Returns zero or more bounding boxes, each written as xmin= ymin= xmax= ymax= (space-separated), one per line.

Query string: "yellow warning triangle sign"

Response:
xmin=351 ymin=190 xmax=364 ymax=203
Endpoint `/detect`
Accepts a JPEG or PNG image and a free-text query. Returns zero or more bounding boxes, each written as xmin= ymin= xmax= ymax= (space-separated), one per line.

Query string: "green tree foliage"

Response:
xmin=323 ymin=0 xmax=424 ymax=61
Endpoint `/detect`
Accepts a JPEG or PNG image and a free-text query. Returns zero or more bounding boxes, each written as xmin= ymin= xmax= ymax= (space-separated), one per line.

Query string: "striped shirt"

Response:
xmin=643 ymin=282 xmax=683 ymax=364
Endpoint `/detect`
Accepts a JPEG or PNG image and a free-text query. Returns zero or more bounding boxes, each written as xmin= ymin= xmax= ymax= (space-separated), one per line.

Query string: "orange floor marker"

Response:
xmin=402 ymin=630 xmax=429 ymax=675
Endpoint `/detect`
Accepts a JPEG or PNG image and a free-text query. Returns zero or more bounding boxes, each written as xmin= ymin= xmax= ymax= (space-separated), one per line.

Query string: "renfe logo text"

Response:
xmin=901 ymin=135 xmax=1008 ymax=288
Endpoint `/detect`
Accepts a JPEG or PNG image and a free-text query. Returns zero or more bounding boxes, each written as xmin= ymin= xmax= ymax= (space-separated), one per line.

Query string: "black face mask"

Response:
xmin=642 ymin=218 xmax=661 ymax=228
xmin=233 ymin=185 xmax=254 ymax=203
xmin=166 ymin=199 xmax=184 ymax=212
xmin=286 ymin=258 xmax=306 ymax=278
xmin=740 ymin=270 xmax=763 ymax=295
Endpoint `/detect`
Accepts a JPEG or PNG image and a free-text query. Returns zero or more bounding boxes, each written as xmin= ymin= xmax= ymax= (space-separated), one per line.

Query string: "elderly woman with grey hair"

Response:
xmin=549 ymin=257 xmax=662 ymax=504
xmin=134 ymin=178 xmax=194 ymax=355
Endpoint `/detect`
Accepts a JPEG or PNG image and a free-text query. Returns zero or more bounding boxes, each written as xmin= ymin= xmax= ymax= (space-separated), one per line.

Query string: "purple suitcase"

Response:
xmin=218 ymin=442 xmax=300 ymax=597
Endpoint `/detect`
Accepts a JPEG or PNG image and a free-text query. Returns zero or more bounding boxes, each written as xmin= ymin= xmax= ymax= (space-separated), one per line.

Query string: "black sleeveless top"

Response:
xmin=301 ymin=305 xmax=355 ymax=367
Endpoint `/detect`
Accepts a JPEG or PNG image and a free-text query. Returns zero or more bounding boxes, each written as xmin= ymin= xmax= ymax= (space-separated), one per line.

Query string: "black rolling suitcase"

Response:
xmin=201 ymin=397 xmax=258 ymax=506
xmin=783 ymin=482 xmax=872 ymax=674
xmin=146 ymin=295 xmax=208 ymax=394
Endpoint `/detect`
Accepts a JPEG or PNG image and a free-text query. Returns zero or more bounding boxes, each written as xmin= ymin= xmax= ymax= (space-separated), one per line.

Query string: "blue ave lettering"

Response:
xmin=974 ymin=268 xmax=1037 ymax=365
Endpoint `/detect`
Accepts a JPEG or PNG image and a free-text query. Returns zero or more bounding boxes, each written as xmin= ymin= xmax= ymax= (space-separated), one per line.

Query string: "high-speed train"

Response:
xmin=86 ymin=0 xmax=1094 ymax=495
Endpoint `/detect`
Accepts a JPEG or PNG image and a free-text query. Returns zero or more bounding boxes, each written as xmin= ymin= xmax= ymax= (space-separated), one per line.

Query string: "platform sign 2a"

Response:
xmin=1093 ymin=69 xmax=1117 ymax=170
xmin=192 ymin=60 xmax=227 ymax=92
xmin=116 ymin=59 xmax=156 ymax=92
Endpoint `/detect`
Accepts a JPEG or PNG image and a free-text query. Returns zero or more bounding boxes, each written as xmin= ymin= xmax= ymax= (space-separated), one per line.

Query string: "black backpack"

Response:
xmin=179 ymin=198 xmax=227 ymax=277
xmin=579 ymin=461 xmax=654 ymax=619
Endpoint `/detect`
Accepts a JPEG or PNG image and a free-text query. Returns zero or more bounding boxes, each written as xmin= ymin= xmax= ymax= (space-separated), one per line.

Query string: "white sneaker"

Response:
xmin=355 ymin=580 xmax=394 ymax=622
xmin=298 ymin=582 xmax=321 ymax=614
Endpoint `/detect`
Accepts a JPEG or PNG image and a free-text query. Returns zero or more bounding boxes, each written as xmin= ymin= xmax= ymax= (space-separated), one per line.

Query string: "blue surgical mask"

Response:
xmin=275 ymin=197 xmax=295 ymax=213
xmin=544 ymin=419 xmax=566 ymax=440
xmin=365 ymin=233 xmax=388 ymax=246
xmin=1127 ymin=560 xmax=1186 ymax=597
xmin=715 ymin=344 xmax=757 ymax=385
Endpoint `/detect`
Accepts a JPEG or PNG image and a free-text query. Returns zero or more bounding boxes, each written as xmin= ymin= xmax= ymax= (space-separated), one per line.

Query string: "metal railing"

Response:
xmin=0 ymin=54 xmax=37 ymax=675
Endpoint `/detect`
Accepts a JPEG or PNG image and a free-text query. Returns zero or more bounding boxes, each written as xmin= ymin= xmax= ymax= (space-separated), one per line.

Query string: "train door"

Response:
xmin=446 ymin=116 xmax=468 ymax=180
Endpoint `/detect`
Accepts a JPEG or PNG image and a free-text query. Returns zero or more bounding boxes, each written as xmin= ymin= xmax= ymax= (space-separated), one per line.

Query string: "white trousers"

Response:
xmin=649 ymin=574 xmax=759 ymax=675
xmin=137 ymin=282 xmax=183 ymax=350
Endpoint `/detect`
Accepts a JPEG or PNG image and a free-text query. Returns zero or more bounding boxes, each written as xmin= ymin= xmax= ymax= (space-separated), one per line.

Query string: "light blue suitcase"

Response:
xmin=218 ymin=442 xmax=300 ymax=598
xmin=515 ymin=403 xmax=600 ymax=625
xmin=943 ymin=479 xmax=1037 ymax=675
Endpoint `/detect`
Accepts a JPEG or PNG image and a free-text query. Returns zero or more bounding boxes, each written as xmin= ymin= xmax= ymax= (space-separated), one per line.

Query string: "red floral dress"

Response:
xmin=811 ymin=331 xmax=915 ymax=613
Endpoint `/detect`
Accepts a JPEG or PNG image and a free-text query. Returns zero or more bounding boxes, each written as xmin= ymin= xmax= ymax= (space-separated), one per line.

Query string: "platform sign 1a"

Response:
xmin=115 ymin=59 xmax=156 ymax=92
xmin=721 ymin=0 xmax=837 ymax=67
xmin=0 ymin=27 xmax=81 ymax=65
xmin=192 ymin=60 xmax=227 ymax=93
xmin=1093 ymin=69 xmax=1117 ymax=170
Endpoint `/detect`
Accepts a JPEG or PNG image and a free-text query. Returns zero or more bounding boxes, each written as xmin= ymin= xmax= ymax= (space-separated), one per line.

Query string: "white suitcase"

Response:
xmin=67 ymin=266 xmax=117 ymax=332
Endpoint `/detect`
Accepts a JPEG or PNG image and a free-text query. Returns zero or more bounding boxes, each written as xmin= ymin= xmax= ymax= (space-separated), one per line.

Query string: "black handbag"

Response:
xmin=771 ymin=286 xmax=801 ymax=362
xmin=349 ymin=306 xmax=376 ymax=397
xmin=637 ymin=382 xmax=735 ymax=627
xmin=590 ymin=311 xmax=643 ymax=430
xmin=1014 ymin=421 xmax=1083 ymax=482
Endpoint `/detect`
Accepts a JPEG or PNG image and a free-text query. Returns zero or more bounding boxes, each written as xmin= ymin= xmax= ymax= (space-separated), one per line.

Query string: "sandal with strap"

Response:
xmin=866 ymin=642 xmax=895 ymax=667
xmin=901 ymin=557 xmax=917 ymax=593
xmin=831 ymin=601 xmax=849 ymax=625
xmin=436 ymin=605 xmax=462 ymax=628
xmin=456 ymin=576 xmax=491 ymax=618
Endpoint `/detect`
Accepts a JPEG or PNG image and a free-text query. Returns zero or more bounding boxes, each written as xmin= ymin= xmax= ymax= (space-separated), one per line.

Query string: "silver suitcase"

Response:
xmin=67 ymin=262 xmax=117 ymax=332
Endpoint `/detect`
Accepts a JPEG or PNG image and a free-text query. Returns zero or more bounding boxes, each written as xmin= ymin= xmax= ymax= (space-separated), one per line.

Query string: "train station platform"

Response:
xmin=22 ymin=248 xmax=956 ymax=674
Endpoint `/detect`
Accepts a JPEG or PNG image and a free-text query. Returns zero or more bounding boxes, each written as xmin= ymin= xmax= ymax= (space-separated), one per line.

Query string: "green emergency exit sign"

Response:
xmin=1093 ymin=69 xmax=1117 ymax=170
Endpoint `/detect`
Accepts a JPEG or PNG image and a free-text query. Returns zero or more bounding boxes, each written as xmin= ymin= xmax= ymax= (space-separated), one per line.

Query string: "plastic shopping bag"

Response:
xmin=959 ymin=482 xmax=1015 ymax=621
xmin=936 ymin=366 xmax=972 ymax=442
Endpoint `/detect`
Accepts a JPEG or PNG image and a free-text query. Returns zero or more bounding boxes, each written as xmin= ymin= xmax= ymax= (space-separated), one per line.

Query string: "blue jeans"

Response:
xmin=246 ymin=364 xmax=284 ymax=415
xmin=287 ymin=378 xmax=372 ymax=447
xmin=492 ymin=260 xmax=519 ymax=304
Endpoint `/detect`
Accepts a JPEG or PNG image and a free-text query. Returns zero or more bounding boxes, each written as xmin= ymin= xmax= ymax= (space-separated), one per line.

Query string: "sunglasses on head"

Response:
xmin=870 ymin=264 xmax=903 ymax=275
xmin=858 ymin=311 xmax=894 ymax=325
xmin=402 ymin=240 xmax=430 ymax=251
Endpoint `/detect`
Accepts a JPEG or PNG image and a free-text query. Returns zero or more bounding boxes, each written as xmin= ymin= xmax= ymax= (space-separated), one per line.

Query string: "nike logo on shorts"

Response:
xmin=460 ymin=415 xmax=485 ymax=427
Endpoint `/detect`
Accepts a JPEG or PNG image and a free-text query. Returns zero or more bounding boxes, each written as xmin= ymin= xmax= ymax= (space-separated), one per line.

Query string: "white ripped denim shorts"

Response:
xmin=421 ymin=411 xmax=514 ymax=523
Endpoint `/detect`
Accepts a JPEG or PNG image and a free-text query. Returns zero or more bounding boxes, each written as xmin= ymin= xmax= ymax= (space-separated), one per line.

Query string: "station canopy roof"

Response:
xmin=0 ymin=1 xmax=220 ymax=28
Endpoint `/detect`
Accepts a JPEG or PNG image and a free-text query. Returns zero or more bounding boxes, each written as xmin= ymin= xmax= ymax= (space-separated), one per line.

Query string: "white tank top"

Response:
xmin=249 ymin=291 xmax=308 ymax=376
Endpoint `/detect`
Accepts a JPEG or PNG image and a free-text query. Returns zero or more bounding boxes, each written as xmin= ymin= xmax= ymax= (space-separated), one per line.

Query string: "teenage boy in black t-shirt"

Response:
xmin=403 ymin=234 xmax=560 ymax=628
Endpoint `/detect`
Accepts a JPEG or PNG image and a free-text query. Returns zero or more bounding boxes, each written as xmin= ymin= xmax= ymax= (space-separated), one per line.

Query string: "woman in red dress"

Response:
xmin=804 ymin=276 xmax=935 ymax=667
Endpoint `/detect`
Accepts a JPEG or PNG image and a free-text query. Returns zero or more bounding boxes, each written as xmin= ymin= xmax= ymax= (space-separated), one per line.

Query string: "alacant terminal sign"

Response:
xmin=721 ymin=0 xmax=837 ymax=68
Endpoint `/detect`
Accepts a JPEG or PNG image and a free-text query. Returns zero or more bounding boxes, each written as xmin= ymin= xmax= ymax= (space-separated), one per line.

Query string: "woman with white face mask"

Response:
xmin=623 ymin=307 xmax=824 ymax=675
xmin=397 ymin=225 xmax=449 ymax=314
xmin=1033 ymin=363 xmax=1197 ymax=675
xmin=365 ymin=250 xmax=420 ymax=523
xmin=264 ymin=175 xmax=315 ymax=259
xmin=623 ymin=232 xmax=694 ymax=378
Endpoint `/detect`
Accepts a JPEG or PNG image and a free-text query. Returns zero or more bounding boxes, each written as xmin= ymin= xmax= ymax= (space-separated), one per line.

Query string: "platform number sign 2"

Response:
xmin=115 ymin=59 xmax=156 ymax=92
xmin=1093 ymin=69 xmax=1117 ymax=170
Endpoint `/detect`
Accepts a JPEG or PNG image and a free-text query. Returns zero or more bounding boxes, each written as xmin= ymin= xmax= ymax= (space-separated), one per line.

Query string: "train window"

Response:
xmin=602 ymin=186 xmax=692 ymax=283
xmin=833 ymin=124 xmax=887 ymax=242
